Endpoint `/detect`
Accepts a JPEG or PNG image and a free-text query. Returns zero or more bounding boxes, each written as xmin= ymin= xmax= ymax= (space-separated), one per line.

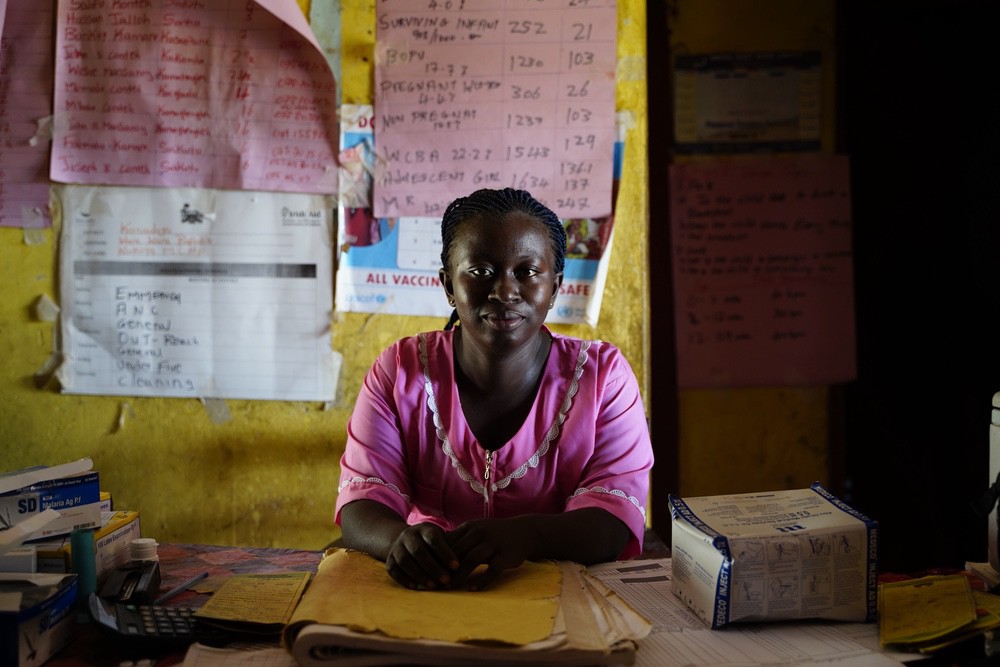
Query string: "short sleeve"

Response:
xmin=564 ymin=344 xmax=653 ymax=559
xmin=334 ymin=344 xmax=414 ymax=524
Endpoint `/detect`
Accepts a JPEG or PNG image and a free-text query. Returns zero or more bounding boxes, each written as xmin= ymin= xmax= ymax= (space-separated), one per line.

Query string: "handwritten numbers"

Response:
xmin=567 ymin=50 xmax=594 ymax=69
xmin=565 ymin=80 xmax=590 ymax=97
xmin=564 ymin=134 xmax=596 ymax=150
xmin=375 ymin=0 xmax=616 ymax=218
xmin=509 ymin=54 xmax=545 ymax=70
xmin=427 ymin=0 xmax=465 ymax=9
xmin=509 ymin=21 xmax=547 ymax=35
xmin=565 ymin=107 xmax=593 ymax=124
xmin=571 ymin=22 xmax=593 ymax=41
xmin=511 ymin=85 xmax=541 ymax=100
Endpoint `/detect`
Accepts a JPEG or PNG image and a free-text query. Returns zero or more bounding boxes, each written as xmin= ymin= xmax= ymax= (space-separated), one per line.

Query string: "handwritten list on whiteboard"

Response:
xmin=670 ymin=156 xmax=856 ymax=389
xmin=373 ymin=0 xmax=617 ymax=219
xmin=51 ymin=0 xmax=338 ymax=194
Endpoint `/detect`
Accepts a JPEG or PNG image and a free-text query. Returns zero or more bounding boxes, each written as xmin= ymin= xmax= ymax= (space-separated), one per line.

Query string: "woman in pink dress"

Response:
xmin=336 ymin=188 xmax=653 ymax=590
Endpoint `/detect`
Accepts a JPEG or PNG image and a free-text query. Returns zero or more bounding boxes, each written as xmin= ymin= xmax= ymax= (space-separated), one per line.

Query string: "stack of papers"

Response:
xmin=282 ymin=548 xmax=651 ymax=666
xmin=194 ymin=572 xmax=311 ymax=637
xmin=965 ymin=561 xmax=1000 ymax=590
xmin=879 ymin=574 xmax=1000 ymax=653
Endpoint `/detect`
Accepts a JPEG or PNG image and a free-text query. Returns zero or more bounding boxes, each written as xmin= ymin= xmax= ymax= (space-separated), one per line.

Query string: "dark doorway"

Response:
xmin=840 ymin=1 xmax=1000 ymax=571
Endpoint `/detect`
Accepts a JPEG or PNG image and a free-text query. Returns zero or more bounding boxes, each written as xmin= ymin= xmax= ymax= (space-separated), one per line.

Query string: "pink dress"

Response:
xmin=335 ymin=327 xmax=654 ymax=559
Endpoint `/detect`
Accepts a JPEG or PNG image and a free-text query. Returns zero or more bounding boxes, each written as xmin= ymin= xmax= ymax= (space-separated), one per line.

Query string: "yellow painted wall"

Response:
xmin=0 ymin=1 xmax=650 ymax=549
xmin=670 ymin=0 xmax=839 ymax=497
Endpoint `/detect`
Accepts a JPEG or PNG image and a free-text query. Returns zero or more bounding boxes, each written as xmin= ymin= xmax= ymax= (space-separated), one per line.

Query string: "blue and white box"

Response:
xmin=669 ymin=482 xmax=878 ymax=628
xmin=0 ymin=573 xmax=78 ymax=667
xmin=0 ymin=469 xmax=101 ymax=542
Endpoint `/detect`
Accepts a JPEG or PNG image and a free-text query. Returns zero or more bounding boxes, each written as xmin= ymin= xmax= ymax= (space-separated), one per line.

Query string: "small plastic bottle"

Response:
xmin=71 ymin=528 xmax=97 ymax=604
xmin=129 ymin=538 xmax=159 ymax=562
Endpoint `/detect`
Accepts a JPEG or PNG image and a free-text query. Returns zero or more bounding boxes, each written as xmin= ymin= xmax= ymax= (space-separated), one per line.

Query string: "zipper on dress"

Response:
xmin=484 ymin=449 xmax=494 ymax=481
xmin=483 ymin=449 xmax=494 ymax=517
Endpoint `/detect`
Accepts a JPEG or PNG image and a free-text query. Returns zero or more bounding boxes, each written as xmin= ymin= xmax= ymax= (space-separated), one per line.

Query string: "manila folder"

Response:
xmin=282 ymin=548 xmax=651 ymax=666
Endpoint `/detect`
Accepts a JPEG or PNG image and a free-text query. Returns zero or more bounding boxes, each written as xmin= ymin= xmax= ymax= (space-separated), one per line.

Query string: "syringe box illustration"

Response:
xmin=669 ymin=483 xmax=878 ymax=628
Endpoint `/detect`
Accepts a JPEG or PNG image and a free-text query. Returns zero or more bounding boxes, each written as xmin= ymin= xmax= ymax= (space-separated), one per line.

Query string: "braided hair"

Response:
xmin=440 ymin=189 xmax=566 ymax=330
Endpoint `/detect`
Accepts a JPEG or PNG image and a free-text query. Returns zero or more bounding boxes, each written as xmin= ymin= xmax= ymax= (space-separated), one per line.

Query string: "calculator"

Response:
xmin=88 ymin=593 xmax=229 ymax=649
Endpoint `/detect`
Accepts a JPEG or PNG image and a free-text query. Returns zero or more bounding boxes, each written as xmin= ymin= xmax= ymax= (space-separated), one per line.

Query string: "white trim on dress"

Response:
xmin=419 ymin=333 xmax=589 ymax=496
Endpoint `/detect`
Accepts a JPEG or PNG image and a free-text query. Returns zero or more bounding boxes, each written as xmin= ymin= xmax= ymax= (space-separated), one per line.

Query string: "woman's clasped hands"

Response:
xmin=385 ymin=518 xmax=534 ymax=591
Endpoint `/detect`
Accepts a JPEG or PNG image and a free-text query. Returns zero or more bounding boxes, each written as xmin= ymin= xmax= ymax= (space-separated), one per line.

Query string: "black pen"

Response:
xmin=154 ymin=571 xmax=209 ymax=605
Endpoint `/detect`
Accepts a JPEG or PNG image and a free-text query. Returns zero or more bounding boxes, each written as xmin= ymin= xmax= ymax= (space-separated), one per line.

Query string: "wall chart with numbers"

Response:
xmin=334 ymin=105 xmax=622 ymax=326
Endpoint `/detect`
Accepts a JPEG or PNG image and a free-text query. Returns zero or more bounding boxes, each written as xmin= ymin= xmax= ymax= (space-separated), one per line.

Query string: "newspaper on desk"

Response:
xmin=669 ymin=483 xmax=879 ymax=629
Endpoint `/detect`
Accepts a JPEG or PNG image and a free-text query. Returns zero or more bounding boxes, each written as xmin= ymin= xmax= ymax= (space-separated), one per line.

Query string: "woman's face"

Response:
xmin=441 ymin=211 xmax=563 ymax=353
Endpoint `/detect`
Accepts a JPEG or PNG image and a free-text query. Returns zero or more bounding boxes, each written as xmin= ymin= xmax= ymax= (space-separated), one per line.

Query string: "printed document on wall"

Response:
xmin=56 ymin=185 xmax=338 ymax=401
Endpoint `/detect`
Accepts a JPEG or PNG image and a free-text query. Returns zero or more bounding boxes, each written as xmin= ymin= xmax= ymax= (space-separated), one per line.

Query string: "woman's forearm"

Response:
xmin=339 ymin=499 xmax=409 ymax=561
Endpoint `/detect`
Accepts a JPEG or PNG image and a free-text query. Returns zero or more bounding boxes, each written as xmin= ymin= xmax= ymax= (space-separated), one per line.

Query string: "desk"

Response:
xmin=48 ymin=529 xmax=668 ymax=666
xmin=47 ymin=533 xmax=999 ymax=667
xmin=49 ymin=543 xmax=323 ymax=667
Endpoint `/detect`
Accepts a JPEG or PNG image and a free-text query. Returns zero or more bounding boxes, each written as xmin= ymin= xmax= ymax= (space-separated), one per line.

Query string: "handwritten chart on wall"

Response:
xmin=373 ymin=0 xmax=617 ymax=219
xmin=0 ymin=0 xmax=54 ymax=228
xmin=670 ymin=156 xmax=856 ymax=389
xmin=50 ymin=0 xmax=338 ymax=194
xmin=57 ymin=185 xmax=339 ymax=401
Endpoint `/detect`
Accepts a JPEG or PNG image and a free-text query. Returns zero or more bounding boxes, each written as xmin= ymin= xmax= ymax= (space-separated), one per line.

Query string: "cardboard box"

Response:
xmin=1 ymin=470 xmax=101 ymax=542
xmin=0 ymin=459 xmax=93 ymax=495
xmin=0 ymin=573 xmax=77 ymax=667
xmin=34 ymin=511 xmax=141 ymax=583
xmin=669 ymin=483 xmax=878 ymax=628
xmin=0 ymin=546 xmax=36 ymax=573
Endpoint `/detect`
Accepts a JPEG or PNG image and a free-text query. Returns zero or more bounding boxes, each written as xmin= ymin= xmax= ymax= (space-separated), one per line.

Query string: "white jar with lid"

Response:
xmin=129 ymin=537 xmax=159 ymax=562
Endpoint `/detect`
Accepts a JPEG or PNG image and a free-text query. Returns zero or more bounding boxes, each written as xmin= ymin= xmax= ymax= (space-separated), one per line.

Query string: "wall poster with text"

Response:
xmin=670 ymin=155 xmax=856 ymax=388
xmin=334 ymin=105 xmax=622 ymax=326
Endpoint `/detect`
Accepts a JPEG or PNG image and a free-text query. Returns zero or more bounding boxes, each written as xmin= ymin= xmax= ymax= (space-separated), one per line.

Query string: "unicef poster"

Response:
xmin=333 ymin=105 xmax=622 ymax=326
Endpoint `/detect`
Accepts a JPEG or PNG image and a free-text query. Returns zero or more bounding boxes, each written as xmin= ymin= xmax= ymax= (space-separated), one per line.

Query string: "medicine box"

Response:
xmin=34 ymin=510 xmax=141 ymax=583
xmin=0 ymin=546 xmax=36 ymax=573
xmin=1 ymin=471 xmax=101 ymax=541
xmin=669 ymin=482 xmax=878 ymax=628
xmin=0 ymin=573 xmax=77 ymax=667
